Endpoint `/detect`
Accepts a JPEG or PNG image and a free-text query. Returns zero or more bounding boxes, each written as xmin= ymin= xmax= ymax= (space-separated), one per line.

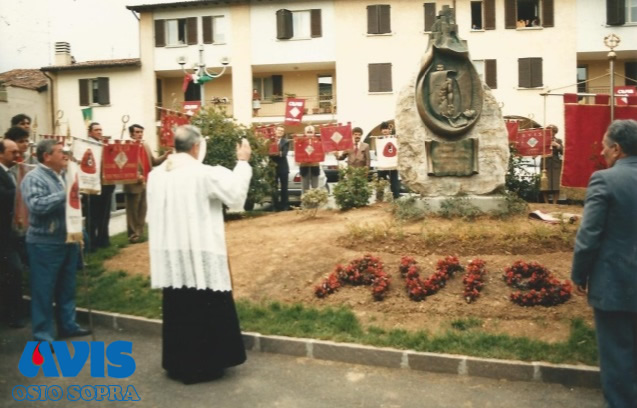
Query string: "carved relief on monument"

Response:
xmin=416 ymin=6 xmax=483 ymax=138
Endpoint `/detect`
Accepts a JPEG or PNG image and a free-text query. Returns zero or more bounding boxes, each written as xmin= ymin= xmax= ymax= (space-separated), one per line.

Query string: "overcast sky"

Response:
xmin=0 ymin=0 xmax=139 ymax=72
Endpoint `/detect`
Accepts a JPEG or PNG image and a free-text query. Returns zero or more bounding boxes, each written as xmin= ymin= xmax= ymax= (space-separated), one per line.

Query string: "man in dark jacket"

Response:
xmin=0 ymin=139 xmax=25 ymax=328
xmin=571 ymin=119 xmax=637 ymax=408
xmin=269 ymin=125 xmax=289 ymax=211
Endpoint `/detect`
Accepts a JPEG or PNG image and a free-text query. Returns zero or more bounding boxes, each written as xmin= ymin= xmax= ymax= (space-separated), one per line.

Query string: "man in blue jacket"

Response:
xmin=21 ymin=139 xmax=90 ymax=344
xmin=571 ymin=119 xmax=637 ymax=408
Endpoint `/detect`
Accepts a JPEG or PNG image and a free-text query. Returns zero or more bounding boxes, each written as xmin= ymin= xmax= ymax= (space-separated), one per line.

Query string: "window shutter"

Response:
xmin=369 ymin=63 xmax=392 ymax=92
xmin=485 ymin=59 xmax=497 ymax=89
xmin=531 ymin=58 xmax=543 ymax=88
xmin=378 ymin=5 xmax=391 ymax=34
xmin=276 ymin=9 xmax=293 ymax=39
xmin=606 ymin=0 xmax=625 ymax=26
xmin=626 ymin=62 xmax=637 ymax=86
xmin=187 ymin=17 xmax=198 ymax=45
xmin=367 ymin=5 xmax=379 ymax=34
xmin=504 ymin=0 xmax=516 ymax=29
xmin=380 ymin=63 xmax=392 ymax=92
xmin=542 ymin=0 xmax=554 ymax=27
xmin=79 ymin=79 xmax=89 ymax=106
xmin=202 ymin=16 xmax=213 ymax=44
xmin=424 ymin=3 xmax=436 ymax=32
xmin=311 ymin=9 xmax=322 ymax=38
xmin=154 ymin=20 xmax=166 ymax=47
xmin=272 ymin=75 xmax=283 ymax=97
xmin=518 ymin=58 xmax=531 ymax=88
xmin=97 ymin=77 xmax=110 ymax=105
xmin=484 ymin=0 xmax=495 ymax=30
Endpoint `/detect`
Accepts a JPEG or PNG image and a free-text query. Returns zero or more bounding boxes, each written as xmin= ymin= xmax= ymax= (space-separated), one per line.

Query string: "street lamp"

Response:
xmin=604 ymin=34 xmax=620 ymax=121
xmin=178 ymin=45 xmax=229 ymax=106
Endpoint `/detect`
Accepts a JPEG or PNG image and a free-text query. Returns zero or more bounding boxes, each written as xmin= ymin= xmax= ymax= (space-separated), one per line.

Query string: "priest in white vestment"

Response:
xmin=147 ymin=125 xmax=252 ymax=384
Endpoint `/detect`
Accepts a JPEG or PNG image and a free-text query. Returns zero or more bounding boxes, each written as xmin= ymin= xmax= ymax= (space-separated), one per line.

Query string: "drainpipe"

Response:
xmin=41 ymin=70 xmax=55 ymax=135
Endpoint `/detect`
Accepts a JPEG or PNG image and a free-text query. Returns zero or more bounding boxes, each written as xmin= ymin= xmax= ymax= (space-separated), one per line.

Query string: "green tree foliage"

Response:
xmin=505 ymin=146 xmax=540 ymax=202
xmin=190 ymin=106 xmax=274 ymax=208
xmin=333 ymin=167 xmax=372 ymax=210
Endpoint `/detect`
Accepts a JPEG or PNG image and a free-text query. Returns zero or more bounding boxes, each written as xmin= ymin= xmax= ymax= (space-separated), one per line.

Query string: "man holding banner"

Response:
xmin=21 ymin=139 xmax=90 ymax=344
xmin=81 ymin=122 xmax=114 ymax=251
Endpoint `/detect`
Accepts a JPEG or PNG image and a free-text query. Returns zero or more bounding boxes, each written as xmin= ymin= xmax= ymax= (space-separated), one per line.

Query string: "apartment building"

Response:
xmin=122 ymin=0 xmax=632 ymax=149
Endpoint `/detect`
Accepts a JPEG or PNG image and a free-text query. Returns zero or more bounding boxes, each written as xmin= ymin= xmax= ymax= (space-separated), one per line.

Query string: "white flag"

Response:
xmin=375 ymin=137 xmax=399 ymax=170
xmin=72 ymin=139 xmax=102 ymax=194
xmin=65 ymin=161 xmax=84 ymax=244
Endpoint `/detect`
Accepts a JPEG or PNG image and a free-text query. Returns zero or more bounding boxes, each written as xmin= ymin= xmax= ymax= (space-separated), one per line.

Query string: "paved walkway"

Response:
xmin=1 ymin=325 xmax=604 ymax=408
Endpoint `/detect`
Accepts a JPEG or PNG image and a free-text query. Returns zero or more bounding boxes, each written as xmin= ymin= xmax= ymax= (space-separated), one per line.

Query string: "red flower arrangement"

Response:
xmin=315 ymin=254 xmax=390 ymax=301
xmin=463 ymin=259 xmax=487 ymax=303
xmin=502 ymin=260 xmax=572 ymax=307
xmin=399 ymin=256 xmax=464 ymax=301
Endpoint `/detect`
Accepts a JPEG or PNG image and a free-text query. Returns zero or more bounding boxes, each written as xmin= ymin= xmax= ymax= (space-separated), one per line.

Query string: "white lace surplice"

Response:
xmin=146 ymin=153 xmax=252 ymax=291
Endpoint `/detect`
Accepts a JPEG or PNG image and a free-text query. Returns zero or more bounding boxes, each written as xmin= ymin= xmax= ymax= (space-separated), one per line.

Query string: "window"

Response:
xmin=471 ymin=1 xmax=483 ymax=29
xmin=518 ymin=58 xmax=542 ymax=88
xmin=473 ymin=59 xmax=497 ymax=89
xmin=184 ymin=80 xmax=200 ymax=102
xmin=0 ymin=83 xmax=7 ymax=102
xmin=504 ymin=0 xmax=553 ymax=28
xmin=318 ymin=75 xmax=333 ymax=110
xmin=424 ymin=3 xmax=436 ymax=32
xmin=607 ymin=0 xmax=637 ymax=25
xmin=154 ymin=18 xmax=197 ymax=47
xmin=79 ymin=78 xmax=110 ymax=106
xmin=368 ymin=63 xmax=392 ymax=92
xmin=276 ymin=9 xmax=322 ymax=40
xmin=203 ymin=16 xmax=226 ymax=44
xmin=367 ymin=5 xmax=391 ymax=34
xmin=627 ymin=0 xmax=637 ymax=23
xmin=626 ymin=62 xmax=637 ymax=86
xmin=577 ymin=66 xmax=588 ymax=93
xmin=252 ymin=75 xmax=283 ymax=102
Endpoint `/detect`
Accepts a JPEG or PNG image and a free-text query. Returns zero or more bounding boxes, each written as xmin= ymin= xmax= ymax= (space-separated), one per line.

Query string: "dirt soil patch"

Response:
xmin=104 ymin=203 xmax=592 ymax=343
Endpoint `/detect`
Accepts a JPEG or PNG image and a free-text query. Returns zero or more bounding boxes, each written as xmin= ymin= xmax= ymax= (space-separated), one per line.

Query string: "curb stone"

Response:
xmin=75 ymin=308 xmax=600 ymax=389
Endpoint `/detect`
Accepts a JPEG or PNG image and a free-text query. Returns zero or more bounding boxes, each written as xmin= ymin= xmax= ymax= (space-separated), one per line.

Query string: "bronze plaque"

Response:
xmin=426 ymin=138 xmax=479 ymax=176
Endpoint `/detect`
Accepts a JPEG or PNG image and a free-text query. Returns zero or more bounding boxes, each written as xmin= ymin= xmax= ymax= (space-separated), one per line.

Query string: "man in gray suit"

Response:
xmin=571 ymin=119 xmax=637 ymax=408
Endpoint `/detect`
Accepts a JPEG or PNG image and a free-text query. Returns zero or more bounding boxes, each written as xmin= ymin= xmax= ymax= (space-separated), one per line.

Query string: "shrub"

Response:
xmin=506 ymin=146 xmax=540 ymax=202
xmin=191 ymin=105 xmax=274 ymax=208
xmin=491 ymin=191 xmax=529 ymax=219
xmin=333 ymin=167 xmax=372 ymax=210
xmin=300 ymin=188 xmax=328 ymax=218
xmin=439 ymin=197 xmax=483 ymax=221
xmin=370 ymin=173 xmax=390 ymax=202
xmin=391 ymin=196 xmax=429 ymax=221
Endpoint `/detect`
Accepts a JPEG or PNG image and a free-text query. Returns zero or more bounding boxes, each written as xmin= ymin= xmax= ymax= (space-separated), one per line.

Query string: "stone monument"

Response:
xmin=396 ymin=5 xmax=509 ymax=203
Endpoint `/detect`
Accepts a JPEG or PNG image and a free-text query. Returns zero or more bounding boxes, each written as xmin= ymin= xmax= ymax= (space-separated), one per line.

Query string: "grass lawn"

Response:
xmin=75 ymin=231 xmax=598 ymax=366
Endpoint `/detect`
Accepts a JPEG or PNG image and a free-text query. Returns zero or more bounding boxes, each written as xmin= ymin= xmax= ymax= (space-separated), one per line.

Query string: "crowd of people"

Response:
xmin=2 ymin=112 xmax=636 ymax=406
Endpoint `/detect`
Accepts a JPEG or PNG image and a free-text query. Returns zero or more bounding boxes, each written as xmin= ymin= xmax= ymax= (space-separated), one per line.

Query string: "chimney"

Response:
xmin=54 ymin=42 xmax=72 ymax=66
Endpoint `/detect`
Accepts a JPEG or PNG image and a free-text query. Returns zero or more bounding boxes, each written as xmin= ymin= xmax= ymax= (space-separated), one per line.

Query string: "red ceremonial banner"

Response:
xmin=615 ymin=86 xmax=637 ymax=106
xmin=284 ymin=98 xmax=306 ymax=125
xmin=102 ymin=141 xmax=142 ymax=185
xmin=505 ymin=121 xmax=519 ymax=142
xmin=320 ymin=123 xmax=354 ymax=153
xmin=182 ymin=100 xmax=201 ymax=116
xmin=562 ymin=102 xmax=637 ymax=192
xmin=510 ymin=128 xmax=553 ymax=157
xmin=294 ymin=136 xmax=325 ymax=163
xmin=160 ymin=111 xmax=190 ymax=147
xmin=256 ymin=125 xmax=279 ymax=155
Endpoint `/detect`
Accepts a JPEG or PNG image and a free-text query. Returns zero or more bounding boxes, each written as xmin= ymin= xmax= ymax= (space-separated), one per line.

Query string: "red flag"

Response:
xmin=182 ymin=74 xmax=193 ymax=92
xmin=320 ymin=123 xmax=353 ymax=153
xmin=160 ymin=111 xmax=190 ymax=147
xmin=510 ymin=128 xmax=552 ymax=157
xmin=256 ymin=125 xmax=279 ymax=155
xmin=505 ymin=121 xmax=519 ymax=142
xmin=294 ymin=135 xmax=325 ymax=163
xmin=102 ymin=141 xmax=142 ymax=185
xmin=284 ymin=98 xmax=306 ymax=125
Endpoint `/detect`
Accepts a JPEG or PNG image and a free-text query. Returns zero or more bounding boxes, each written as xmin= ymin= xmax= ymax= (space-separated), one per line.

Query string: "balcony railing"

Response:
xmin=254 ymin=94 xmax=336 ymax=118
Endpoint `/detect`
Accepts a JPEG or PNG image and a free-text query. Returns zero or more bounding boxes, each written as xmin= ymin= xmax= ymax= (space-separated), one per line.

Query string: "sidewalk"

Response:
xmin=1 ymin=324 xmax=604 ymax=408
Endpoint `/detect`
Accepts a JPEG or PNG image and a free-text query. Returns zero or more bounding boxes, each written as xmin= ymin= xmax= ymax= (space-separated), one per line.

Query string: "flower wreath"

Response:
xmin=315 ymin=254 xmax=390 ymax=301
xmin=398 ymin=256 xmax=465 ymax=301
xmin=502 ymin=260 xmax=572 ymax=307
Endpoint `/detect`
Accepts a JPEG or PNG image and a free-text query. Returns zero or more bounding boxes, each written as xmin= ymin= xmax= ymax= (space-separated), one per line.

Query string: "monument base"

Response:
xmin=403 ymin=195 xmax=508 ymax=214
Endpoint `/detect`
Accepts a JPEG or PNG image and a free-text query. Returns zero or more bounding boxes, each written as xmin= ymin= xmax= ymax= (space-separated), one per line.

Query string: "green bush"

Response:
xmin=333 ymin=167 xmax=372 ymax=210
xmin=391 ymin=196 xmax=429 ymax=221
xmin=190 ymin=106 xmax=274 ymax=208
xmin=301 ymin=188 xmax=329 ymax=218
xmin=439 ymin=197 xmax=483 ymax=221
xmin=491 ymin=191 xmax=530 ymax=219
xmin=506 ymin=146 xmax=540 ymax=202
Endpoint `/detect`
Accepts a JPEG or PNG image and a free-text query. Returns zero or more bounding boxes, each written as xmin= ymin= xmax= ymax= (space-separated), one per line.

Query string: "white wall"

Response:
xmin=576 ymin=0 xmax=637 ymax=53
xmin=0 ymin=87 xmax=52 ymax=134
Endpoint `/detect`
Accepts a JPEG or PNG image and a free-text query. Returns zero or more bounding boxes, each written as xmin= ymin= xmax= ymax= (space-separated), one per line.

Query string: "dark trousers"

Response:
xmin=0 ymin=245 xmax=24 ymax=324
xmin=379 ymin=170 xmax=401 ymax=199
xmin=594 ymin=308 xmax=637 ymax=408
xmin=273 ymin=171 xmax=289 ymax=211
xmin=83 ymin=184 xmax=115 ymax=251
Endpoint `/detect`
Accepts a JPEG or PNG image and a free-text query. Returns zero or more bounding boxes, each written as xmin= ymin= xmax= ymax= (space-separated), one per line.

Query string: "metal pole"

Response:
xmin=609 ymin=53 xmax=616 ymax=122
xmin=199 ymin=45 xmax=205 ymax=107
